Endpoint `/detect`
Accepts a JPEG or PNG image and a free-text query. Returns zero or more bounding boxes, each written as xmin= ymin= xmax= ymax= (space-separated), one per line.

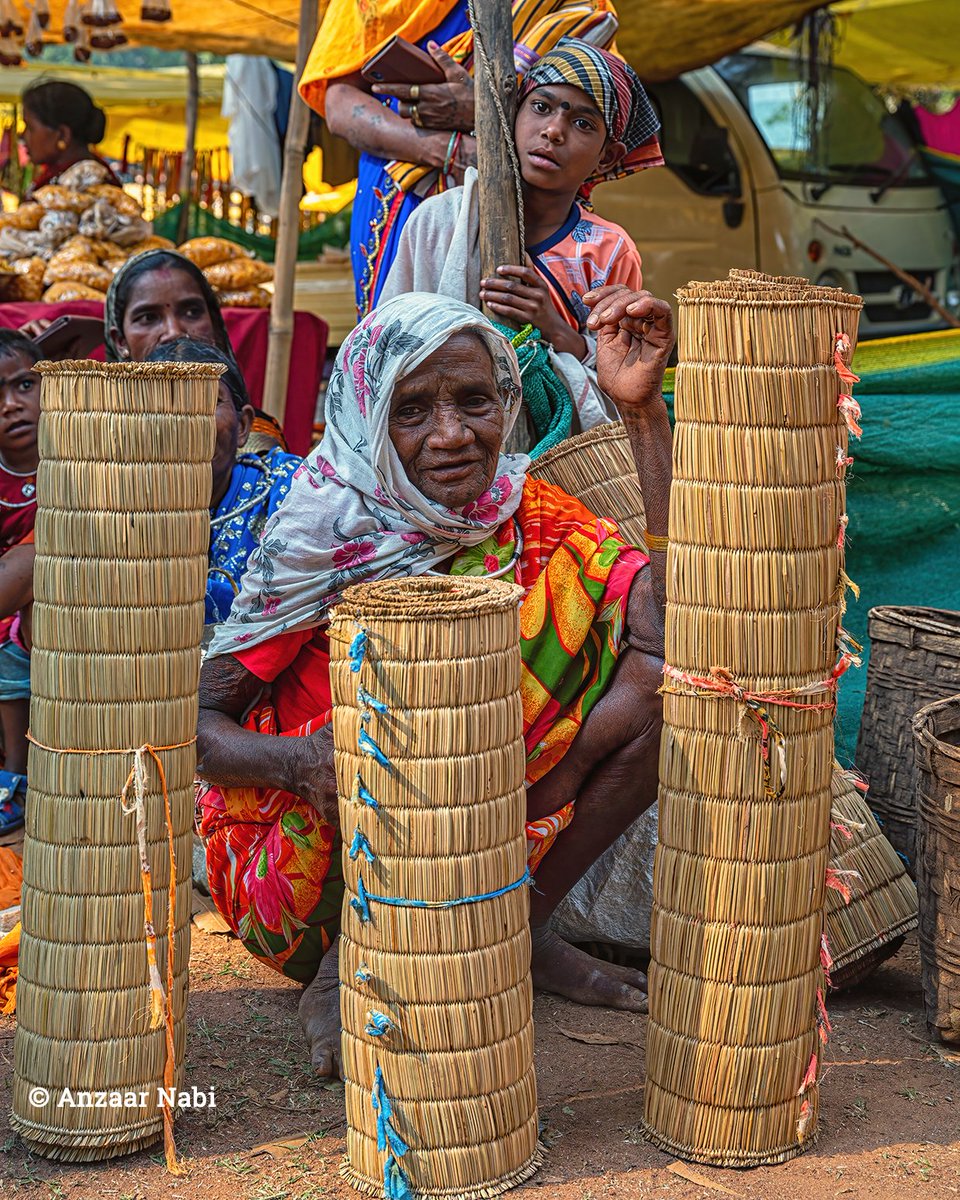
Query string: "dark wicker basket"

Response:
xmin=913 ymin=694 xmax=960 ymax=1044
xmin=856 ymin=607 xmax=960 ymax=874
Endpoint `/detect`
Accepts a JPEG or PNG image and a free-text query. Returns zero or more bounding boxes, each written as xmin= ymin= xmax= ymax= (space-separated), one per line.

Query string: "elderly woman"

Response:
xmin=197 ymin=286 xmax=673 ymax=1075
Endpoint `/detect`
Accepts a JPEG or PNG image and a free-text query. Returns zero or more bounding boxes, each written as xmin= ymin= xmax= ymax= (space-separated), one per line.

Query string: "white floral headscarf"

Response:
xmin=207 ymin=293 xmax=528 ymax=657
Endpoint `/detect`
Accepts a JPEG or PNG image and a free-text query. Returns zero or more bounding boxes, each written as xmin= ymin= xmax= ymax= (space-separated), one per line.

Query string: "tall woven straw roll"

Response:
xmin=642 ymin=271 xmax=863 ymax=1166
xmin=329 ymin=577 xmax=540 ymax=1200
xmin=11 ymin=361 xmax=219 ymax=1163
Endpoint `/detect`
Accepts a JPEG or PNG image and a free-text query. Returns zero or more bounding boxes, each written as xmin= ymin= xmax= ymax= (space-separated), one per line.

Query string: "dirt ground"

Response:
xmin=1 ymin=920 xmax=959 ymax=1200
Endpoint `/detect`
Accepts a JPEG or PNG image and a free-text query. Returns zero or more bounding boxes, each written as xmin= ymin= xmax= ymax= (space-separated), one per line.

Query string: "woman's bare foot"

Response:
xmin=530 ymin=925 xmax=647 ymax=1012
xmin=298 ymin=936 xmax=342 ymax=1077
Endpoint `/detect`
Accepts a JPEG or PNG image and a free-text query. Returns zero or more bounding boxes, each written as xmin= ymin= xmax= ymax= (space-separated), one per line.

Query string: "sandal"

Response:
xmin=0 ymin=770 xmax=26 ymax=833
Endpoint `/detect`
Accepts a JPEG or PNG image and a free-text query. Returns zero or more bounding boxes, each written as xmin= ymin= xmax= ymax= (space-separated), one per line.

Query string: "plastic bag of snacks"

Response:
xmin=216 ymin=287 xmax=271 ymax=308
xmin=33 ymin=185 xmax=96 ymax=214
xmin=0 ymin=227 xmax=47 ymax=260
xmin=37 ymin=211 xmax=80 ymax=247
xmin=43 ymin=258 xmax=113 ymax=292
xmin=12 ymin=256 xmax=46 ymax=301
xmin=57 ymin=159 xmax=113 ymax=191
xmin=178 ymin=236 xmax=251 ymax=269
xmin=79 ymin=200 xmax=152 ymax=246
xmin=0 ymin=203 xmax=42 ymax=231
xmin=86 ymin=184 xmax=142 ymax=218
xmin=42 ymin=280 xmax=107 ymax=302
xmin=203 ymin=258 xmax=273 ymax=290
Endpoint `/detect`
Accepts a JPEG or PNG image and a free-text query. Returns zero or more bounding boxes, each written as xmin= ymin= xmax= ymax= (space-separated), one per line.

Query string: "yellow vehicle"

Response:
xmin=597 ymin=49 xmax=959 ymax=337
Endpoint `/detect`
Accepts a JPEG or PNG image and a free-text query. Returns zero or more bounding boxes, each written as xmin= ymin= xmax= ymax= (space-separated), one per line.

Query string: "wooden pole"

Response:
xmin=177 ymin=52 xmax=198 ymax=246
xmin=471 ymin=0 xmax=521 ymax=316
xmin=262 ymin=0 xmax=318 ymax=423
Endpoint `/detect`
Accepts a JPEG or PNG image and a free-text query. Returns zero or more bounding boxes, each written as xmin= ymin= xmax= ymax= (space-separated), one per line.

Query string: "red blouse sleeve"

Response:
xmin=233 ymin=626 xmax=314 ymax=683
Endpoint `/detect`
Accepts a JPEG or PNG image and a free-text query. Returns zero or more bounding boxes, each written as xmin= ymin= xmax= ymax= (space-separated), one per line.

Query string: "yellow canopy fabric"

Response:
xmin=18 ymin=1 xmax=960 ymax=90
xmin=829 ymin=1 xmax=960 ymax=90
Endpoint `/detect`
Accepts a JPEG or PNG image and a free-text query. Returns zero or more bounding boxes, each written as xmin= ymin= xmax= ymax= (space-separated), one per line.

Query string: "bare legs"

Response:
xmin=298 ymin=936 xmax=342 ymax=1077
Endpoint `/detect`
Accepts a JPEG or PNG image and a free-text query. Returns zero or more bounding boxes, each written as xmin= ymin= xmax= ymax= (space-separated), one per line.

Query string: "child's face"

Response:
xmin=515 ymin=84 xmax=623 ymax=196
xmin=0 ymin=350 xmax=40 ymax=457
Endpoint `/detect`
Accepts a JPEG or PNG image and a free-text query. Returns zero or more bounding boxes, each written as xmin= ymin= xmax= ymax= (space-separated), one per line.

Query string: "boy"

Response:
xmin=380 ymin=39 xmax=663 ymax=420
xmin=0 ymin=330 xmax=41 ymax=832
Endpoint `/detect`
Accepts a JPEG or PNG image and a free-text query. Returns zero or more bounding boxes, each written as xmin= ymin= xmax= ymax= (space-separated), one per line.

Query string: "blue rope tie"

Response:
xmin=349 ymin=826 xmax=376 ymax=863
xmin=351 ymin=774 xmax=380 ymax=811
xmin=352 ymin=869 xmax=530 ymax=922
xmin=358 ymin=728 xmax=391 ymax=769
xmin=358 ymin=685 xmax=389 ymax=716
xmin=355 ymin=962 xmax=371 ymax=984
xmin=372 ymin=1064 xmax=412 ymax=1200
xmin=350 ymin=873 xmax=372 ymax=923
xmin=365 ymin=1010 xmax=397 ymax=1038
xmin=349 ymin=628 xmax=368 ymax=673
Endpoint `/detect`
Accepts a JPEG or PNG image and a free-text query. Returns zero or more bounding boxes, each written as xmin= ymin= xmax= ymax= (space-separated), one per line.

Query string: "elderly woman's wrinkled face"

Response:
xmin=389 ymin=332 xmax=506 ymax=510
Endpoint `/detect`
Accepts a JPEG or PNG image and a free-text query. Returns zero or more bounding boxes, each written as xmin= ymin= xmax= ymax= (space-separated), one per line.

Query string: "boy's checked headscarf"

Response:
xmin=518 ymin=38 xmax=664 ymax=199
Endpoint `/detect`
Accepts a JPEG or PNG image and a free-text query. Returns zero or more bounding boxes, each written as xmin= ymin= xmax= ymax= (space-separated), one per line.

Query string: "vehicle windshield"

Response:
xmin=714 ymin=52 xmax=929 ymax=187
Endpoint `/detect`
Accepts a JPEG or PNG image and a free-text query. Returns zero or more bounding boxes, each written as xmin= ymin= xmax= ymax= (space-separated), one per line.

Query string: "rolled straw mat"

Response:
xmin=10 ymin=361 xmax=219 ymax=1163
xmin=329 ymin=576 xmax=541 ymax=1200
xmin=642 ymin=271 xmax=863 ymax=1167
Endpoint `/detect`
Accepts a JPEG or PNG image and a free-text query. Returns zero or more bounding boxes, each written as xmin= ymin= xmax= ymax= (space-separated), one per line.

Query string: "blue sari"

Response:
xmin=207 ymin=447 xmax=300 ymax=623
xmin=350 ymin=1 xmax=472 ymax=315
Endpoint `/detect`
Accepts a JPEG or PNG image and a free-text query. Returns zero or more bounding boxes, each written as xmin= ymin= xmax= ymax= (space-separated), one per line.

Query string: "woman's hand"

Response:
xmin=480 ymin=257 xmax=586 ymax=359
xmin=585 ymin=286 xmax=674 ymax=411
xmin=287 ymin=724 xmax=339 ymax=826
xmin=19 ymin=317 xmax=52 ymax=340
xmin=372 ymin=42 xmax=475 ymax=132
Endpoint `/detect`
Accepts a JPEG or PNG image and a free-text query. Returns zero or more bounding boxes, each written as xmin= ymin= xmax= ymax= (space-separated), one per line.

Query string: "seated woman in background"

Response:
xmin=21 ymin=80 xmax=121 ymax=193
xmin=196 ymin=287 xmax=673 ymax=1075
xmin=105 ymin=248 xmax=290 ymax=456
xmin=145 ymin=337 xmax=300 ymax=623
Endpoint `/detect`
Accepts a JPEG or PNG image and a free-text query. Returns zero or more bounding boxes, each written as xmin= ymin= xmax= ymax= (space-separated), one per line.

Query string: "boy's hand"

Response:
xmin=481 ymin=257 xmax=586 ymax=359
xmin=372 ymin=43 xmax=475 ymax=133
xmin=585 ymin=286 xmax=674 ymax=411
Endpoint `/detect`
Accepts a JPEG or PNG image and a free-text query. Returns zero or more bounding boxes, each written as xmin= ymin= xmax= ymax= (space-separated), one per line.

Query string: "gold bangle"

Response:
xmin=644 ymin=530 xmax=669 ymax=553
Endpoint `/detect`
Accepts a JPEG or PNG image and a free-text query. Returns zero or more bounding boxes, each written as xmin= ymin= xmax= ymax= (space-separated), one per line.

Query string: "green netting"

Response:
xmin=152 ymin=201 xmax=352 ymax=261
xmin=493 ymin=322 xmax=573 ymax=459
xmin=663 ymin=329 xmax=960 ymax=764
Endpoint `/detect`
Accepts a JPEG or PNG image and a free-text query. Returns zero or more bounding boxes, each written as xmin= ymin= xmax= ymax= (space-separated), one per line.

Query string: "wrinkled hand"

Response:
xmin=585 ymin=286 xmax=674 ymax=412
xmin=289 ymin=723 xmax=339 ymax=826
xmin=480 ymin=256 xmax=584 ymax=357
xmin=372 ymin=42 xmax=475 ymax=132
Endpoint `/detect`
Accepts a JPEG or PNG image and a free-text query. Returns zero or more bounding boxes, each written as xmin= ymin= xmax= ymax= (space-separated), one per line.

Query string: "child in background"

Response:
xmin=0 ymin=331 xmax=41 ymax=832
xmin=380 ymin=39 xmax=663 ymax=423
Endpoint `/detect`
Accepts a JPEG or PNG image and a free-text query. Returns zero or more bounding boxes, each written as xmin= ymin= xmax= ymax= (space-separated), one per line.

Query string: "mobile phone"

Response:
xmin=33 ymin=315 xmax=104 ymax=360
xmin=361 ymin=36 xmax=446 ymax=86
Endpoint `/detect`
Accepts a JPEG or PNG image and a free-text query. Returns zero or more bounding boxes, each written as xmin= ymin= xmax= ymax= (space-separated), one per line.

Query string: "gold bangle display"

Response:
xmin=644 ymin=530 xmax=669 ymax=553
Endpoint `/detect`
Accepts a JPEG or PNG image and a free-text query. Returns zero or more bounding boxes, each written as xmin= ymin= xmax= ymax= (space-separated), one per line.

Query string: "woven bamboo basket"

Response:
xmin=825 ymin=766 xmax=918 ymax=991
xmin=912 ymin=695 xmax=960 ymax=1043
xmin=10 ymin=361 xmax=219 ymax=1163
xmin=527 ymin=421 xmax=646 ymax=547
xmin=328 ymin=577 xmax=540 ymax=1200
xmin=642 ymin=271 xmax=863 ymax=1167
xmin=856 ymin=607 xmax=960 ymax=873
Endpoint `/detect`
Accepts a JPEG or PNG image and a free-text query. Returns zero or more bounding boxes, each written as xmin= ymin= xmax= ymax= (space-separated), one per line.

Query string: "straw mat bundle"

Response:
xmin=856 ymin=607 xmax=960 ymax=873
xmin=913 ymin=695 xmax=960 ymax=1043
xmin=825 ymin=767 xmax=918 ymax=990
xmin=642 ymin=272 xmax=863 ymax=1167
xmin=11 ymin=360 xmax=218 ymax=1164
xmin=329 ymin=577 xmax=541 ymax=1200
xmin=527 ymin=421 xmax=646 ymax=548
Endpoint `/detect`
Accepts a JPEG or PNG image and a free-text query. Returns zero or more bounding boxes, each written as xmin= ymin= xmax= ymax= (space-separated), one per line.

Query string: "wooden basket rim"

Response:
xmin=35 ymin=360 xmax=225 ymax=379
xmin=332 ymin=577 xmax=523 ymax=621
